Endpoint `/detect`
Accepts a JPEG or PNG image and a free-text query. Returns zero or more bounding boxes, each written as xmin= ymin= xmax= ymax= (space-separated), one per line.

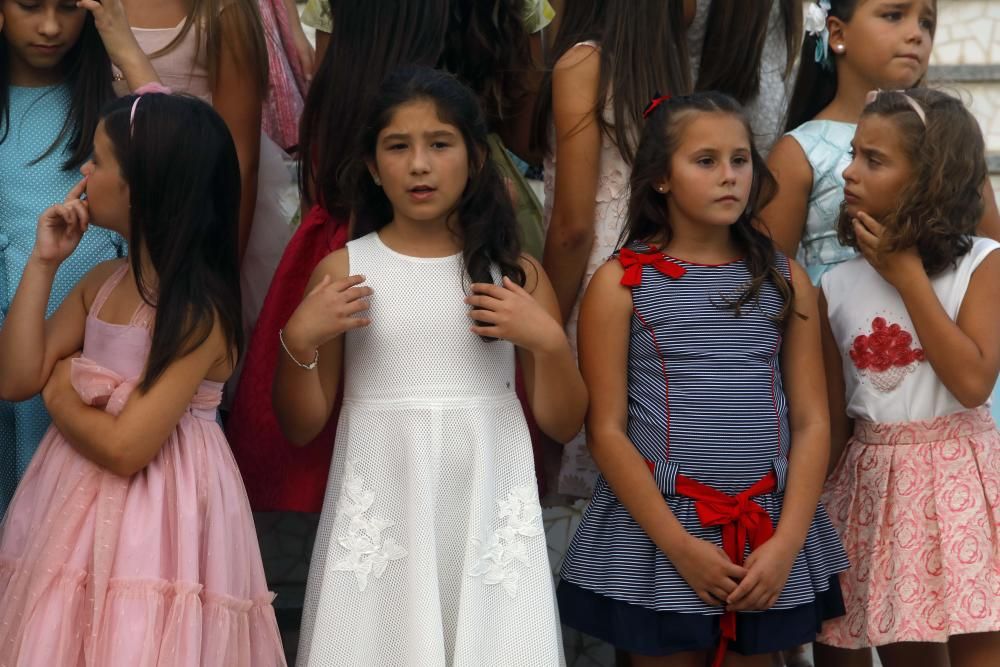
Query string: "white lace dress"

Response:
xmin=543 ymin=41 xmax=630 ymax=498
xmin=297 ymin=233 xmax=564 ymax=667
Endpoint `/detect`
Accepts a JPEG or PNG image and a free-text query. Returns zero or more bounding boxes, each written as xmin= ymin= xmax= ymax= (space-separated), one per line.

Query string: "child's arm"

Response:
xmin=42 ymin=321 xmax=232 ymax=477
xmin=0 ymin=186 xmax=95 ymax=400
xmin=854 ymin=212 xmax=1000 ymax=407
xmin=282 ymin=0 xmax=315 ymax=81
xmin=728 ymin=260 xmax=829 ymax=612
xmin=541 ymin=43 xmax=602 ymax=323
xmin=759 ymin=135 xmax=814 ymax=257
xmin=577 ymin=261 xmax=747 ymax=607
xmin=273 ymin=249 xmax=371 ymax=444
xmin=819 ymin=289 xmax=853 ymax=476
xmin=465 ymin=256 xmax=586 ymax=442
xmin=80 ymin=0 xmax=160 ymax=90
xmin=977 ymin=178 xmax=1000 ymax=241
xmin=213 ymin=4 xmax=267 ymax=259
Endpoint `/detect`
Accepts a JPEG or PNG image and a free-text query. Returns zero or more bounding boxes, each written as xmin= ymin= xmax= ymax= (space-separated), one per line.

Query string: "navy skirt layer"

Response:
xmin=558 ymin=576 xmax=845 ymax=656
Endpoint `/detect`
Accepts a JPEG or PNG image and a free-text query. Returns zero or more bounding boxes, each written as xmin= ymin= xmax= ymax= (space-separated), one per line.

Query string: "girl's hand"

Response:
xmin=33 ymin=179 xmax=90 ymax=268
xmin=291 ymin=20 xmax=316 ymax=82
xmin=853 ymin=211 xmax=924 ymax=288
xmin=669 ymin=535 xmax=747 ymax=607
xmin=466 ymin=277 xmax=566 ymax=353
xmin=78 ymin=0 xmax=139 ymax=66
xmin=725 ymin=536 xmax=797 ymax=611
xmin=283 ymin=274 xmax=372 ymax=356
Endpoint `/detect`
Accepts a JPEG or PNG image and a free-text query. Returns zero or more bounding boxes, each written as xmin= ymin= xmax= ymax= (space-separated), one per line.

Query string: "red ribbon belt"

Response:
xmin=674 ymin=470 xmax=778 ymax=667
xmin=618 ymin=247 xmax=686 ymax=286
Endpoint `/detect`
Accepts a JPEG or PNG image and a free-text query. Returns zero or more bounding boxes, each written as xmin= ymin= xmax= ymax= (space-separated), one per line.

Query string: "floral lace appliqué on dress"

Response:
xmin=331 ymin=460 xmax=408 ymax=592
xmin=470 ymin=486 xmax=545 ymax=598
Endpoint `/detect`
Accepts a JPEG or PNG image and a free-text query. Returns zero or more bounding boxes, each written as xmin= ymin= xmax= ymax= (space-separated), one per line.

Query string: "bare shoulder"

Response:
xmin=311 ymin=247 xmax=351 ymax=283
xmin=554 ymin=42 xmax=600 ymax=73
xmin=518 ymin=253 xmax=546 ymax=293
xmin=584 ymin=259 xmax=631 ymax=311
xmin=767 ymin=135 xmax=812 ymax=187
xmin=80 ymin=259 xmax=129 ymax=312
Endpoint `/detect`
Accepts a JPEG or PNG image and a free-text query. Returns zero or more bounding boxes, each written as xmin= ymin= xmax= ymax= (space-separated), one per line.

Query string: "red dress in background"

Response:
xmin=227 ymin=205 xmax=348 ymax=512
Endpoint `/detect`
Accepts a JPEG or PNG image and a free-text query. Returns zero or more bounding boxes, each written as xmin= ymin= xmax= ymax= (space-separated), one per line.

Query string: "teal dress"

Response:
xmin=786 ymin=120 xmax=858 ymax=284
xmin=0 ymin=85 xmax=124 ymax=516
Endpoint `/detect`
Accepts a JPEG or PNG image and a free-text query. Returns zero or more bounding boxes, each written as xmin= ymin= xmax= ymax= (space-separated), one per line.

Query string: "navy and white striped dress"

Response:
xmin=558 ymin=244 xmax=849 ymax=654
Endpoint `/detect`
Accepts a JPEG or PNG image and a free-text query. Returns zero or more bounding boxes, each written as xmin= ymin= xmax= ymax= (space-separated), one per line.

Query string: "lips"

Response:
xmin=408 ymin=185 xmax=436 ymax=201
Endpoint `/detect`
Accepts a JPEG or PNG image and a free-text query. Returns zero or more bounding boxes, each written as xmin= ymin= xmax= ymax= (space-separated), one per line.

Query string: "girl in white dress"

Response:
xmin=273 ymin=65 xmax=587 ymax=667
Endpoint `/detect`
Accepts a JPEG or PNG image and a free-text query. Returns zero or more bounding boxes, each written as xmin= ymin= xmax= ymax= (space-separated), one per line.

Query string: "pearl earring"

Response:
xmin=372 ymin=175 xmax=381 ymax=186
xmin=835 ymin=44 xmax=845 ymax=53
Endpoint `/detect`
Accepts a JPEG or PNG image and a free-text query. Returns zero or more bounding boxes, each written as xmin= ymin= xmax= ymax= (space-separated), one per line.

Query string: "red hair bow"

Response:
xmin=618 ymin=247 xmax=686 ymax=286
xmin=642 ymin=94 xmax=672 ymax=119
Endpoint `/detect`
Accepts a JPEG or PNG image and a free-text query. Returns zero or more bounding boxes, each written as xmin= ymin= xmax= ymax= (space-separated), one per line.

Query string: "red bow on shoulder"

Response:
xmin=618 ymin=247 xmax=686 ymax=287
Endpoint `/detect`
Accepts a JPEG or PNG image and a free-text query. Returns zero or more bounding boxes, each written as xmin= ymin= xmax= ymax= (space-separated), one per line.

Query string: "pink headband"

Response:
xmin=865 ymin=89 xmax=927 ymax=126
xmin=129 ymin=82 xmax=172 ymax=134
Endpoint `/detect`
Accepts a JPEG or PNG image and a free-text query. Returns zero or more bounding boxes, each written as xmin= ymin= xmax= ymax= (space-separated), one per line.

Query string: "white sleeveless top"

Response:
xmin=822 ymin=237 xmax=1000 ymax=423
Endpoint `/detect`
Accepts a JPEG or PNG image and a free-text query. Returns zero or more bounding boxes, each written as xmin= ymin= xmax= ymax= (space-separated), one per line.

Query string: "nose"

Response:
xmin=720 ymin=161 xmax=738 ymax=185
xmin=408 ymin=145 xmax=430 ymax=174
xmin=904 ymin=17 xmax=925 ymax=43
xmin=842 ymin=159 xmax=858 ymax=185
xmin=39 ymin=8 xmax=62 ymax=38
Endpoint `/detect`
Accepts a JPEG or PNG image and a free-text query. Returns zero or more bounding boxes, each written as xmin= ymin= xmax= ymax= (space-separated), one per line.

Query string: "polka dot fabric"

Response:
xmin=0 ymin=85 xmax=124 ymax=516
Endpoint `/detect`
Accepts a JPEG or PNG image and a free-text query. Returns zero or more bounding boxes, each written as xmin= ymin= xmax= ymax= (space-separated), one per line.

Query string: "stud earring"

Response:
xmin=372 ymin=175 xmax=381 ymax=186
xmin=835 ymin=44 xmax=845 ymax=53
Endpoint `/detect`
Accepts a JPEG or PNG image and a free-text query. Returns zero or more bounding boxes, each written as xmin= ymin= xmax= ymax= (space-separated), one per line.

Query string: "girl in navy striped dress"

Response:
xmin=557 ymin=91 xmax=850 ymax=667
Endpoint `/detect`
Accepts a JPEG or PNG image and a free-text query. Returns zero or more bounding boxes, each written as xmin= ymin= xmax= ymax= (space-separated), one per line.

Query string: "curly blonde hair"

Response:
xmin=837 ymin=88 xmax=985 ymax=276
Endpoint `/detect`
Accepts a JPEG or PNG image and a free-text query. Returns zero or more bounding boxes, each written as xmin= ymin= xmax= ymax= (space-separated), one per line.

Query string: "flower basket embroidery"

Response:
xmin=849 ymin=316 xmax=925 ymax=392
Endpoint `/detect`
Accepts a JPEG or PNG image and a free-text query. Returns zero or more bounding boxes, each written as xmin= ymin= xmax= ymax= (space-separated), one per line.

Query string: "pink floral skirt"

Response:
xmin=818 ymin=407 xmax=1000 ymax=648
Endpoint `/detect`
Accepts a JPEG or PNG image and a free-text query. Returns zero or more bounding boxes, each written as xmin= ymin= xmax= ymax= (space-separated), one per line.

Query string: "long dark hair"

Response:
xmin=534 ymin=0 xmax=691 ymax=165
xmin=439 ymin=0 xmax=533 ymax=130
xmin=349 ymin=65 xmax=525 ymax=289
xmin=837 ymin=89 xmax=983 ymax=275
xmin=622 ymin=91 xmax=795 ymax=324
xmin=0 ymin=13 xmax=114 ymax=169
xmin=298 ymin=0 xmax=448 ymax=213
xmin=695 ymin=0 xmax=802 ymax=104
xmin=102 ymin=94 xmax=243 ymax=392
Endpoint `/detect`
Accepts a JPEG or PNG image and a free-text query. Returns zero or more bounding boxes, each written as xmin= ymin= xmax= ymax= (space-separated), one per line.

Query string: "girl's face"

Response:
xmin=657 ymin=112 xmax=753 ymax=230
xmin=832 ymin=0 xmax=935 ymax=89
xmin=80 ymin=123 xmax=130 ymax=235
xmin=0 ymin=0 xmax=86 ymax=86
xmin=368 ymin=99 xmax=470 ymax=230
xmin=842 ymin=114 xmax=914 ymax=221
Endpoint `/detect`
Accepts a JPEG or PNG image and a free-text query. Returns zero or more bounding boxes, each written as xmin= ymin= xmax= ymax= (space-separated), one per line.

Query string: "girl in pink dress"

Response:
xmin=0 ymin=90 xmax=285 ymax=666
xmin=817 ymin=89 xmax=1000 ymax=667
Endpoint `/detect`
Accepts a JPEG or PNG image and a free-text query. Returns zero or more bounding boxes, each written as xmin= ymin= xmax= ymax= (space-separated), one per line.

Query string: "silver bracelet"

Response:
xmin=279 ymin=329 xmax=319 ymax=370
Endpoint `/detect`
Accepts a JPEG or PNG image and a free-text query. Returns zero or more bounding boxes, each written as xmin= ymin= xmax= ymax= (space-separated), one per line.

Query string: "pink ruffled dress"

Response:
xmin=0 ymin=264 xmax=285 ymax=666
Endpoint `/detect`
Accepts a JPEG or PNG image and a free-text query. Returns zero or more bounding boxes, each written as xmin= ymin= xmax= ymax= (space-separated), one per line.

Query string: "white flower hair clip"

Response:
xmin=805 ymin=1 xmax=833 ymax=70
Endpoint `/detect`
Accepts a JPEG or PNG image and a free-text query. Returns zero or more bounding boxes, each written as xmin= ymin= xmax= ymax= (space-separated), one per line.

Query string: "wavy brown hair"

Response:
xmin=621 ymin=91 xmax=796 ymax=325
xmin=299 ymin=0 xmax=447 ymax=212
xmin=533 ymin=0 xmax=690 ymax=165
xmin=836 ymin=88 xmax=984 ymax=276
xmin=696 ymin=0 xmax=802 ymax=105
xmin=149 ymin=0 xmax=268 ymax=94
